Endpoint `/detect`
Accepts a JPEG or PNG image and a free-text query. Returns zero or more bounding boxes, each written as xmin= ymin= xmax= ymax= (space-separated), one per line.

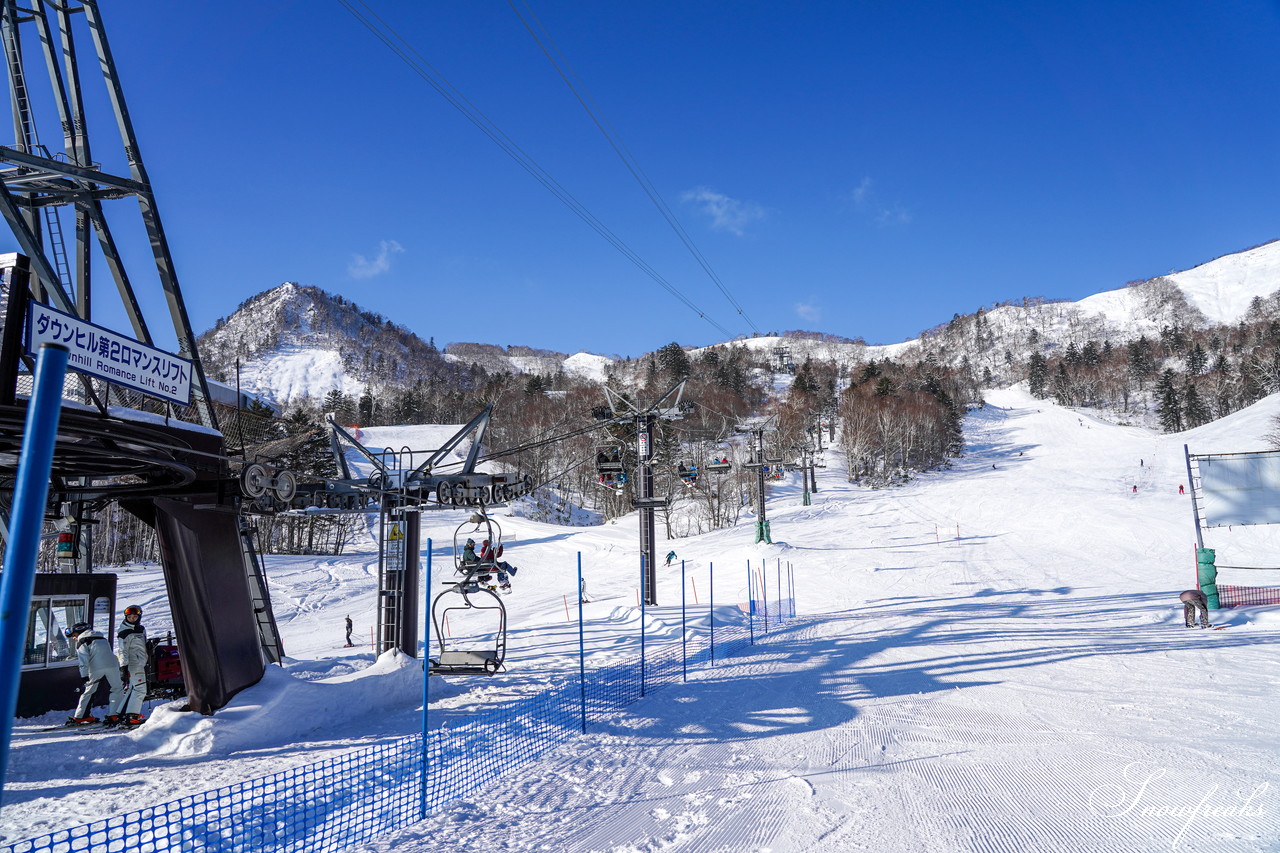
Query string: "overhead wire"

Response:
xmin=335 ymin=0 xmax=734 ymax=341
xmin=507 ymin=0 xmax=762 ymax=337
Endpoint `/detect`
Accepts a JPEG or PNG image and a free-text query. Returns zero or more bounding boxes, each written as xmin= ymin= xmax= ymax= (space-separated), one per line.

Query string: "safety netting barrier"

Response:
xmin=1216 ymin=584 xmax=1280 ymax=608
xmin=3 ymin=592 xmax=797 ymax=853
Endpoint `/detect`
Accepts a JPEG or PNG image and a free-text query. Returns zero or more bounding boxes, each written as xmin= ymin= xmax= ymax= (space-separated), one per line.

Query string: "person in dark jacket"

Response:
xmin=66 ymin=622 xmax=124 ymax=725
xmin=344 ymin=615 xmax=354 ymax=647
xmin=1179 ymin=589 xmax=1211 ymax=628
xmin=115 ymin=604 xmax=148 ymax=726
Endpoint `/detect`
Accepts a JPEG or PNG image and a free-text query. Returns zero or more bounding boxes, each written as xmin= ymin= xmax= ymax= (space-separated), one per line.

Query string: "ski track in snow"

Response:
xmin=7 ymin=386 xmax=1280 ymax=851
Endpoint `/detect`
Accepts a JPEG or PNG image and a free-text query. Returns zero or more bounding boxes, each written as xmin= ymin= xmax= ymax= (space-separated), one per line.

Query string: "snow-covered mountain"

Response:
xmin=198 ymin=241 xmax=1280 ymax=406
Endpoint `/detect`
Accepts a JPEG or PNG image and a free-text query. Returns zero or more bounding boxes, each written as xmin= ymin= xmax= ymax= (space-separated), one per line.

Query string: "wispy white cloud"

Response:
xmin=795 ymin=302 xmax=822 ymax=323
xmin=680 ymin=186 xmax=765 ymax=236
xmin=348 ymin=240 xmax=404 ymax=279
xmin=851 ymin=177 xmax=873 ymax=205
xmin=849 ymin=177 xmax=911 ymax=227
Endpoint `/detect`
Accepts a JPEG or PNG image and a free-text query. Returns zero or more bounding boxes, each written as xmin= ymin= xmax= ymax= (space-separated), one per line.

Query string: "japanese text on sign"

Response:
xmin=26 ymin=301 xmax=192 ymax=405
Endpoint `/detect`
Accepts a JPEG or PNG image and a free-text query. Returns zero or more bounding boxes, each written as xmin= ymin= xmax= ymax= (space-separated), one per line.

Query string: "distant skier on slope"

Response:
xmin=1179 ymin=589 xmax=1211 ymax=629
xmin=665 ymin=550 xmax=677 ymax=567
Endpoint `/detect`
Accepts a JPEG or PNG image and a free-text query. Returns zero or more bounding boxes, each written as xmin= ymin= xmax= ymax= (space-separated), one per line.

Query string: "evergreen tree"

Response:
xmin=1187 ymin=342 xmax=1208 ymax=375
xmin=1127 ymin=337 xmax=1154 ymax=390
xmin=656 ymin=342 xmax=691 ymax=379
xmin=1155 ymin=369 xmax=1184 ymax=432
xmin=1183 ymin=382 xmax=1210 ymax=428
xmin=1028 ymin=352 xmax=1049 ymax=398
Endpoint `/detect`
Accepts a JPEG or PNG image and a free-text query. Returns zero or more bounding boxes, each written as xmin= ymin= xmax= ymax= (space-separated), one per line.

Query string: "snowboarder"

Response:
xmin=66 ymin=622 xmax=124 ymax=726
xmin=665 ymin=550 xmax=677 ymax=567
xmin=1179 ymin=589 xmax=1211 ymax=628
xmin=115 ymin=605 xmax=148 ymax=728
xmin=344 ymin=615 xmax=354 ymax=647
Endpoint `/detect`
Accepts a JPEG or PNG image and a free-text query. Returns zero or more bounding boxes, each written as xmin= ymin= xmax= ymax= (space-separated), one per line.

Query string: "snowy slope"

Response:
xmin=6 ymin=393 xmax=1280 ymax=851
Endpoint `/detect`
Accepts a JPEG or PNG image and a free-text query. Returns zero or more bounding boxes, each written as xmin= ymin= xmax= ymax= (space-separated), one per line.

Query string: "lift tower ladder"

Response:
xmin=238 ymin=517 xmax=285 ymax=665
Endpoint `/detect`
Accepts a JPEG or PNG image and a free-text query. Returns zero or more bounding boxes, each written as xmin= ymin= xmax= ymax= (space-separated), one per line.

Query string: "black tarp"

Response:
xmin=153 ymin=498 xmax=264 ymax=714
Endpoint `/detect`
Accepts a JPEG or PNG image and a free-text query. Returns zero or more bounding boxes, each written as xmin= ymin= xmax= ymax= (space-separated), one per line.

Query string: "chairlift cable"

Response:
xmin=507 ymin=0 xmax=762 ymax=336
xmin=336 ymin=0 xmax=734 ymax=340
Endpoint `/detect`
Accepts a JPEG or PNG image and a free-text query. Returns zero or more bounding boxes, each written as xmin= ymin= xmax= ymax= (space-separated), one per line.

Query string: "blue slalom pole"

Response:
xmin=747 ymin=561 xmax=755 ymax=646
xmin=0 ymin=344 xmax=69 ymax=805
xmin=577 ymin=552 xmax=586 ymax=733
xmin=681 ymin=560 xmax=687 ymax=682
xmin=420 ymin=537 xmax=432 ymax=819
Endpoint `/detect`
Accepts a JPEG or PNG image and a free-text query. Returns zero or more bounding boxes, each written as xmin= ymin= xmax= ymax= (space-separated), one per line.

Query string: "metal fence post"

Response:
xmin=578 ymin=552 xmax=587 ymax=733
xmin=762 ymin=560 xmax=769 ymax=634
xmin=640 ymin=553 xmax=646 ymax=697
xmin=420 ymin=537 xmax=431 ymax=819
xmin=0 ymin=344 xmax=69 ymax=805
xmin=777 ymin=558 xmax=782 ymax=622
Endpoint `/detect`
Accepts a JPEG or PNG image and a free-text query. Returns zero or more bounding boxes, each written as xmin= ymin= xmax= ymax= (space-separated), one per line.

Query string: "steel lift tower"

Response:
xmin=602 ymin=380 xmax=686 ymax=605
xmin=0 ymin=0 xmax=217 ymax=429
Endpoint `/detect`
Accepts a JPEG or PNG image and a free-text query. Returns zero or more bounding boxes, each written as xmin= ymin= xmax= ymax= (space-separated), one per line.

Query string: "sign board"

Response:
xmin=1198 ymin=452 xmax=1280 ymax=527
xmin=26 ymin=301 xmax=192 ymax=405
xmin=638 ymin=432 xmax=650 ymax=459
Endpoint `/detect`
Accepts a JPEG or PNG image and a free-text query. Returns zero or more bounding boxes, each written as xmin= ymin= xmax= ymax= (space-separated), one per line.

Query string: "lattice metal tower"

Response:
xmin=0 ymin=0 xmax=216 ymax=428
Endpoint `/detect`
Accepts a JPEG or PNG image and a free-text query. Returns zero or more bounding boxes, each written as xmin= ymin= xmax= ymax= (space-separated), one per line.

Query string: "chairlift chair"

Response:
xmin=705 ymin=458 xmax=732 ymax=474
xmin=594 ymin=444 xmax=626 ymax=474
xmin=429 ymin=511 xmax=509 ymax=675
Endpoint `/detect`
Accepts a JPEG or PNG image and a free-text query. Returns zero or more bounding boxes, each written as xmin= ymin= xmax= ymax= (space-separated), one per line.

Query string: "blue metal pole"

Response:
xmin=640 ymin=553 xmax=646 ymax=697
xmin=708 ymin=561 xmax=715 ymax=665
xmin=420 ymin=537 xmax=432 ymax=819
xmin=680 ymin=560 xmax=687 ymax=682
xmin=747 ymin=561 xmax=755 ymax=646
xmin=762 ymin=559 xmax=769 ymax=634
xmin=0 ymin=344 xmax=69 ymax=806
xmin=777 ymin=558 xmax=782 ymax=622
xmin=577 ymin=552 xmax=586 ymax=733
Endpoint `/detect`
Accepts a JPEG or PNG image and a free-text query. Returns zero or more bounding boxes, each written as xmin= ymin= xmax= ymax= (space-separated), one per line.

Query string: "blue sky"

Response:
xmin=7 ymin=1 xmax=1280 ymax=358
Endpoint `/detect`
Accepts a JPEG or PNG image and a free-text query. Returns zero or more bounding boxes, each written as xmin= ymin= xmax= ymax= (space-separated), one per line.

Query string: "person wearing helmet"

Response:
xmin=65 ymin=621 xmax=124 ymax=726
xmin=461 ymin=538 xmax=478 ymax=566
xmin=116 ymin=604 xmax=148 ymax=727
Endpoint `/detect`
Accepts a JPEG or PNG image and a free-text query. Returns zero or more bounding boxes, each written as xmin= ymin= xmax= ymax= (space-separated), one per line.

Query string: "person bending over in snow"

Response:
xmin=66 ymin=622 xmax=124 ymax=726
xmin=665 ymin=550 xmax=677 ymax=567
xmin=1179 ymin=589 xmax=1211 ymax=629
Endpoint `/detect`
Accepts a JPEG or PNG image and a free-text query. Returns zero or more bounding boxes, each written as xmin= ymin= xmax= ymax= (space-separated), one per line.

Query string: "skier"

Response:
xmin=115 ymin=605 xmax=148 ymax=728
xmin=665 ymin=550 xmax=677 ymax=567
xmin=65 ymin=622 xmax=124 ymax=726
xmin=344 ymin=615 xmax=354 ymax=647
xmin=1179 ymin=484 xmax=1186 ymax=495
xmin=1179 ymin=589 xmax=1211 ymax=628
xmin=1132 ymin=485 xmax=1138 ymax=494
xmin=494 ymin=560 xmax=519 ymax=591
xmin=461 ymin=538 xmax=478 ymax=566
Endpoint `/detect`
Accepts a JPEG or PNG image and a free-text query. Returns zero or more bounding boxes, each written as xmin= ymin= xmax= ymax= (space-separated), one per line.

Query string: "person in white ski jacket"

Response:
xmin=67 ymin=622 xmax=124 ymax=724
xmin=116 ymin=604 xmax=148 ymax=722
